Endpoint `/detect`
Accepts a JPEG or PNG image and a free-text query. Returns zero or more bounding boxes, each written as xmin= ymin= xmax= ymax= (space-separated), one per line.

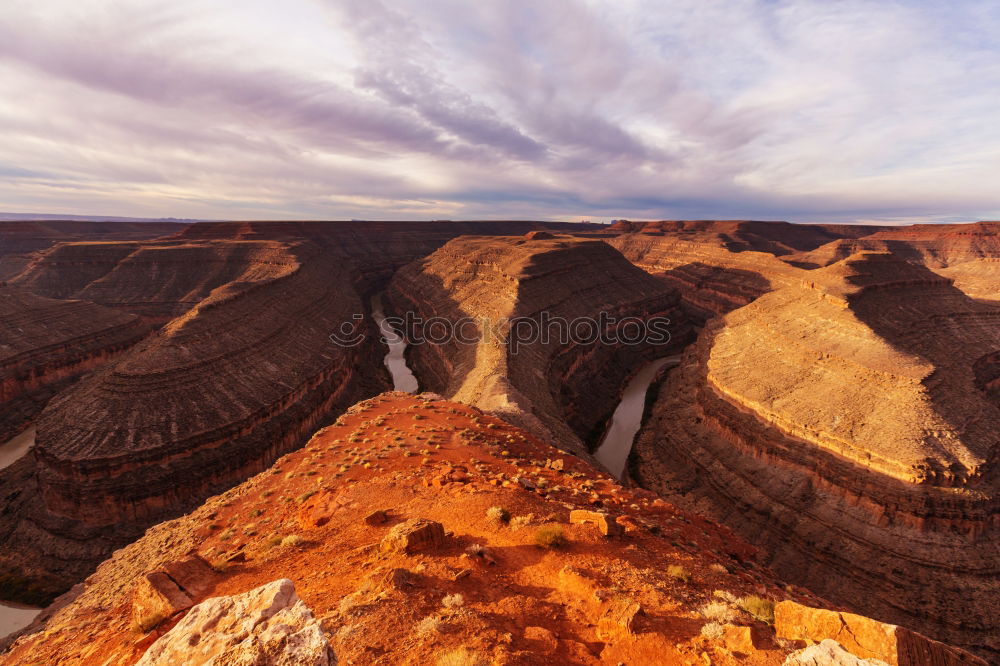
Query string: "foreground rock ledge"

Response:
xmin=136 ymin=578 xmax=335 ymax=666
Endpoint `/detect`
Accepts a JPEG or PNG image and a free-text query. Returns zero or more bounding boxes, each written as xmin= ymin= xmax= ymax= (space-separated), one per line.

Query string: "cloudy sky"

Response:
xmin=1 ymin=0 xmax=998 ymax=223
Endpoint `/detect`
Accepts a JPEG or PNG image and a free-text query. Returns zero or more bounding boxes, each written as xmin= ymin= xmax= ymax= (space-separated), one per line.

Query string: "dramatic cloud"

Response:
xmin=0 ymin=0 xmax=998 ymax=222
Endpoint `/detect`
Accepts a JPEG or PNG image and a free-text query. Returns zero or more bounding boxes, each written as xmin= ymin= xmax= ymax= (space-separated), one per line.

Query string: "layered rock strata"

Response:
xmin=387 ymin=235 xmax=692 ymax=455
xmin=11 ymin=240 xmax=299 ymax=322
xmin=0 ymin=220 xmax=185 ymax=280
xmin=790 ymin=221 xmax=1000 ymax=269
xmin=0 ymin=285 xmax=150 ymax=443
xmin=0 ymin=241 xmax=389 ymax=603
xmin=606 ymin=231 xmax=809 ymax=321
xmin=632 ymin=252 xmax=1000 ymax=659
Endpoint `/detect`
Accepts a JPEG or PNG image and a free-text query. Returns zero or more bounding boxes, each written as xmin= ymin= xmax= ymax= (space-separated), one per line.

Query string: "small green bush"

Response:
xmin=738 ymin=595 xmax=775 ymax=624
xmin=534 ymin=525 xmax=567 ymax=549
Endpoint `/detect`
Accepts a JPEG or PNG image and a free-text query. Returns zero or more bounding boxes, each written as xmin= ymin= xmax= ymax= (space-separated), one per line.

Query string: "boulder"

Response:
xmin=570 ymin=509 xmax=623 ymax=537
xmin=136 ymin=578 xmax=335 ymax=666
xmin=774 ymin=601 xmax=987 ymax=666
xmin=784 ymin=639 xmax=891 ymax=666
xmin=597 ymin=598 xmax=642 ymax=641
xmin=379 ymin=518 xmax=446 ymax=554
xmin=131 ymin=554 xmax=218 ymax=631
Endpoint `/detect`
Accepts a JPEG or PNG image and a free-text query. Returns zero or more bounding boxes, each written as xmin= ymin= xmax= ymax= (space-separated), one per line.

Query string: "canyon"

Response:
xmin=0 ymin=218 xmax=997 ymax=664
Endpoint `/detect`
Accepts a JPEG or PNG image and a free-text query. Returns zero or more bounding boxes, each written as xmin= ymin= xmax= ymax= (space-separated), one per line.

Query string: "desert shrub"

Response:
xmin=667 ymin=565 xmax=691 ymax=583
xmin=281 ymin=534 xmax=304 ymax=547
xmin=416 ymin=615 xmax=441 ymax=634
xmin=738 ymin=595 xmax=775 ymax=624
xmin=700 ymin=621 xmax=725 ymax=640
xmin=437 ymin=648 xmax=488 ymax=666
xmin=441 ymin=593 xmax=464 ymax=608
xmin=509 ymin=514 xmax=534 ymax=531
xmin=712 ymin=589 xmax=738 ymax=603
xmin=486 ymin=506 xmax=510 ymax=524
xmin=265 ymin=535 xmax=283 ymax=548
xmin=699 ymin=601 xmax=736 ymax=623
xmin=709 ymin=563 xmax=728 ymax=574
xmin=534 ymin=525 xmax=567 ymax=549
xmin=135 ymin=609 xmax=167 ymax=634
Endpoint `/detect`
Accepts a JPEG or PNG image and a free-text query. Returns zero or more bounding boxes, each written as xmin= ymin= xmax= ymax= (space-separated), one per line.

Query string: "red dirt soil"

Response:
xmin=3 ymin=393 xmax=835 ymax=665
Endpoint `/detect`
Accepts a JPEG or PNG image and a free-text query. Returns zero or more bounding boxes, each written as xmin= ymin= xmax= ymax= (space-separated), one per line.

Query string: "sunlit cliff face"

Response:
xmin=1 ymin=0 xmax=999 ymax=223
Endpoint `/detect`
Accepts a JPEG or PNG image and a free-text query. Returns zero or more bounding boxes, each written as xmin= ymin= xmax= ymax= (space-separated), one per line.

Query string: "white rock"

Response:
xmin=137 ymin=578 xmax=335 ymax=666
xmin=784 ymin=639 xmax=891 ymax=666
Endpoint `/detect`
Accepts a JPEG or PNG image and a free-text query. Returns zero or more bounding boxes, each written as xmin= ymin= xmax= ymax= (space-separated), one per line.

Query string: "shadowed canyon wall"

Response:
xmin=0 ymin=241 xmax=390 ymax=603
xmin=0 ymin=286 xmax=150 ymax=443
xmin=386 ymin=234 xmax=693 ymax=456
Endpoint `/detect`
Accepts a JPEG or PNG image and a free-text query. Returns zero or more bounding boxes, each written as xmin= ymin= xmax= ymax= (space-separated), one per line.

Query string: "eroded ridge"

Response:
xmin=386 ymin=234 xmax=692 ymax=455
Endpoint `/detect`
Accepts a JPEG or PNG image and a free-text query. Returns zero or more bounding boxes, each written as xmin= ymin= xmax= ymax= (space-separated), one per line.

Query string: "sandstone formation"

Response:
xmin=773 ymin=601 xmax=986 ymax=666
xmin=783 ymin=640 xmax=890 ymax=666
xmin=0 ymin=220 xmax=185 ymax=280
xmin=632 ymin=252 xmax=1000 ymax=659
xmin=0 ymin=240 xmax=390 ymax=604
xmin=386 ymin=235 xmax=693 ymax=455
xmin=136 ymin=579 xmax=335 ymax=666
xmin=0 ymin=285 xmax=149 ymax=443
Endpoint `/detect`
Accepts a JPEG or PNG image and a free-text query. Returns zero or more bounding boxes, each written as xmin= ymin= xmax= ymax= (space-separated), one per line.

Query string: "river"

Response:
xmin=371 ymin=295 xmax=419 ymax=393
xmin=594 ymin=356 xmax=680 ymax=479
xmin=0 ymin=426 xmax=41 ymax=637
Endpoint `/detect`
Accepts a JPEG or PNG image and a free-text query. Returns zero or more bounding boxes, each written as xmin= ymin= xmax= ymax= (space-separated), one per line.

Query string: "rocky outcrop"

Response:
xmin=0 ymin=285 xmax=150 ymax=443
xmin=136 ymin=579 xmax=335 ymax=666
xmin=386 ymin=236 xmax=692 ymax=455
xmin=632 ymin=252 xmax=1000 ymax=659
xmin=784 ymin=640 xmax=891 ymax=666
xmin=0 ymin=241 xmax=389 ymax=603
xmin=774 ymin=601 xmax=987 ymax=666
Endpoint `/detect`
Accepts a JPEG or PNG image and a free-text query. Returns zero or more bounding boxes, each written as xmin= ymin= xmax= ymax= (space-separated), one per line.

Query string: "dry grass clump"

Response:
xmin=737 ymin=595 xmax=775 ymax=624
xmin=700 ymin=621 xmax=725 ymax=640
xmin=416 ymin=615 xmax=442 ymax=634
xmin=437 ymin=647 xmax=488 ymax=666
xmin=667 ymin=564 xmax=691 ymax=583
xmin=533 ymin=525 xmax=567 ymax=549
xmin=281 ymin=534 xmax=304 ymax=547
xmin=486 ymin=506 xmax=510 ymax=524
xmin=699 ymin=601 xmax=737 ymax=623
xmin=509 ymin=513 xmax=534 ymax=531
xmin=441 ymin=593 xmax=464 ymax=608
xmin=713 ymin=589 xmax=738 ymax=603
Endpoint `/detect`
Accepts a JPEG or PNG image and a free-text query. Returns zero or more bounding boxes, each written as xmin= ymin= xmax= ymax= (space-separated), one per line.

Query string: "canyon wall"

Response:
xmin=791 ymin=221 xmax=1000 ymax=269
xmin=0 ymin=241 xmax=390 ymax=603
xmin=632 ymin=252 xmax=1000 ymax=659
xmin=10 ymin=240 xmax=300 ymax=322
xmin=605 ymin=231 xmax=809 ymax=321
xmin=386 ymin=235 xmax=692 ymax=455
xmin=0 ymin=286 xmax=150 ymax=443
xmin=0 ymin=221 xmax=185 ymax=281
